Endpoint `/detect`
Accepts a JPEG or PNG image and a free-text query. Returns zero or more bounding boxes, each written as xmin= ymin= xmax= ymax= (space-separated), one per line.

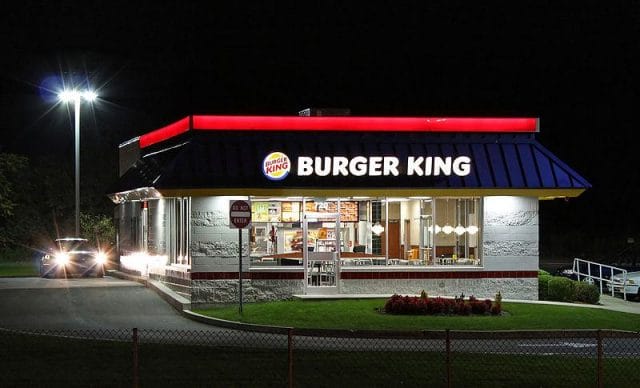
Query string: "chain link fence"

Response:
xmin=1 ymin=327 xmax=638 ymax=387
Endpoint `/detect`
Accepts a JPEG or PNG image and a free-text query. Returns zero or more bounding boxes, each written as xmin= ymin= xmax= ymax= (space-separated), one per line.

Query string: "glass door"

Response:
xmin=303 ymin=202 xmax=340 ymax=293
xmin=419 ymin=199 xmax=435 ymax=265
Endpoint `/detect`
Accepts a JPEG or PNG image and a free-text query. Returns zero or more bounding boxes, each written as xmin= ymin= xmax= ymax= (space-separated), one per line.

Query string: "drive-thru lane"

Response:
xmin=0 ymin=276 xmax=222 ymax=330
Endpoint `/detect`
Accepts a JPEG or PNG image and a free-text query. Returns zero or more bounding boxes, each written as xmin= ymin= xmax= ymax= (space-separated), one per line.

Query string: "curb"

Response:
xmin=182 ymin=309 xmax=291 ymax=333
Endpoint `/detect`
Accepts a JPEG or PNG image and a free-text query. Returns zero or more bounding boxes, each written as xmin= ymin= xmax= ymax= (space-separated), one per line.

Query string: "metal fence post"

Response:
xmin=596 ymin=330 xmax=603 ymax=388
xmin=288 ymin=328 xmax=294 ymax=388
xmin=446 ymin=329 xmax=451 ymax=388
xmin=132 ymin=327 xmax=139 ymax=388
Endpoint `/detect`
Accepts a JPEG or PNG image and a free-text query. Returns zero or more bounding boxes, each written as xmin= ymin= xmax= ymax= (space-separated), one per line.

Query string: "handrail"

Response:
xmin=572 ymin=258 xmax=628 ymax=300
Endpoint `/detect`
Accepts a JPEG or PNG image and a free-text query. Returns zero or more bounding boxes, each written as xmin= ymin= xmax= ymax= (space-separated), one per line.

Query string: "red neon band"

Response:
xmin=139 ymin=116 xmax=190 ymax=148
xmin=140 ymin=115 xmax=538 ymax=148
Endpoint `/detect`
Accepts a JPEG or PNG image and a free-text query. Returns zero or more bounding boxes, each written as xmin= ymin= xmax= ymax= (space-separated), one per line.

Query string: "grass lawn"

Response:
xmin=0 ymin=261 xmax=38 ymax=277
xmin=194 ymin=299 xmax=640 ymax=331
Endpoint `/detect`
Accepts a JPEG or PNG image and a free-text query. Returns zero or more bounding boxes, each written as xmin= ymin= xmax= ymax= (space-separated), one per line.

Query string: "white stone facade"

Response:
xmin=191 ymin=197 xmax=251 ymax=273
xmin=187 ymin=195 xmax=540 ymax=304
xmin=191 ymin=279 xmax=305 ymax=304
xmin=482 ymin=196 xmax=539 ymax=271
xmin=340 ymin=278 xmax=537 ymax=300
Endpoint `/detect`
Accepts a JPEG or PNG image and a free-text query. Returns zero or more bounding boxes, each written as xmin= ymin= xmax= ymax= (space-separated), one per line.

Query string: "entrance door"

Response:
xmin=303 ymin=210 xmax=340 ymax=294
xmin=382 ymin=220 xmax=401 ymax=259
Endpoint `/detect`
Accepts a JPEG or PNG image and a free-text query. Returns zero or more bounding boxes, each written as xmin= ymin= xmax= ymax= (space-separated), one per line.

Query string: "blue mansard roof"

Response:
xmin=110 ymin=126 xmax=590 ymax=202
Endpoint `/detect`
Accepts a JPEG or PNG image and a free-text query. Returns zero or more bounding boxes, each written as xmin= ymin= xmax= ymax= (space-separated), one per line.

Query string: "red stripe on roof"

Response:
xmin=139 ymin=116 xmax=190 ymax=148
xmin=139 ymin=115 xmax=538 ymax=148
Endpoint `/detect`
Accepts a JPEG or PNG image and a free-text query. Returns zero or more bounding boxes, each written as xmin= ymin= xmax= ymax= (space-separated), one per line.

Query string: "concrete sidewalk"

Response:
xmin=497 ymin=294 xmax=640 ymax=314
xmin=586 ymin=294 xmax=640 ymax=314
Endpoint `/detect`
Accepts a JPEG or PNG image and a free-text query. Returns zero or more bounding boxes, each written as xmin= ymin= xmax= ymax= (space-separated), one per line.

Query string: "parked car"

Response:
xmin=606 ymin=271 xmax=640 ymax=299
xmin=39 ymin=238 xmax=107 ymax=278
xmin=555 ymin=265 xmax=578 ymax=280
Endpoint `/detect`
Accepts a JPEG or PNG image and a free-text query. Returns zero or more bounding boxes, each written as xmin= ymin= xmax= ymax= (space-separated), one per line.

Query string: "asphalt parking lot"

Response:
xmin=0 ymin=276 xmax=222 ymax=330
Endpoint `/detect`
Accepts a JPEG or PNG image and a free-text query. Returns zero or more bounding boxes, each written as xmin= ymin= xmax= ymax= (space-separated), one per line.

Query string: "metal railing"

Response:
xmin=573 ymin=258 xmax=628 ymax=300
xmin=2 ymin=327 xmax=639 ymax=387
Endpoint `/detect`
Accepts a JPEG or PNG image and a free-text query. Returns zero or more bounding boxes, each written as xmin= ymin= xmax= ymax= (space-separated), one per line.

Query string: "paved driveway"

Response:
xmin=0 ymin=276 xmax=223 ymax=330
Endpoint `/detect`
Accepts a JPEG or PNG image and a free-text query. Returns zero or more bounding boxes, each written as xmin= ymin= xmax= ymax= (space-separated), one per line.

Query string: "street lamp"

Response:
xmin=58 ymin=89 xmax=97 ymax=236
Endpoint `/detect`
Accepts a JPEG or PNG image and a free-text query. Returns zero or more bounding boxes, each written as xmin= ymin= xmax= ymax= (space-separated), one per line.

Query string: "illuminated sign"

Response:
xmin=264 ymin=152 xmax=472 ymax=179
xmin=262 ymin=152 xmax=291 ymax=181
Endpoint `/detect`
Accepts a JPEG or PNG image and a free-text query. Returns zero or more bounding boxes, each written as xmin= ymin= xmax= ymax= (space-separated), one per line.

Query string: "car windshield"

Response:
xmin=56 ymin=239 xmax=92 ymax=252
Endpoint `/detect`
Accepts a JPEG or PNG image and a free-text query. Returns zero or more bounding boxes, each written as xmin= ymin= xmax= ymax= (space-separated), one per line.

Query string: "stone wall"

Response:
xmin=340 ymin=278 xmax=537 ymax=300
xmin=482 ymin=196 xmax=539 ymax=271
xmin=191 ymin=279 xmax=305 ymax=305
xmin=190 ymin=197 xmax=250 ymax=273
xmin=191 ymin=276 xmax=537 ymax=303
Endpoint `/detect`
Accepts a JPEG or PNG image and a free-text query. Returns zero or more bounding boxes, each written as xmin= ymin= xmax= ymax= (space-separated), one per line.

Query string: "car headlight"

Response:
xmin=95 ymin=252 xmax=107 ymax=265
xmin=626 ymin=279 xmax=637 ymax=285
xmin=54 ymin=252 xmax=70 ymax=266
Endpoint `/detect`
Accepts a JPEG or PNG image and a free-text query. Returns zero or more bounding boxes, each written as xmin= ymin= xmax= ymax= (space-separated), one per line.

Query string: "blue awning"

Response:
xmin=109 ymin=132 xmax=590 ymax=201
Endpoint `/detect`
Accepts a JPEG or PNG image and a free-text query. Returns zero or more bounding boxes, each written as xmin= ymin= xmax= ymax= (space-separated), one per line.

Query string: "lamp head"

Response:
xmin=58 ymin=89 xmax=97 ymax=103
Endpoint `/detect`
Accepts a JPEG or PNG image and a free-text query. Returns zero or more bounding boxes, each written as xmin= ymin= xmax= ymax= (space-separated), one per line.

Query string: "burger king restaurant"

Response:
xmin=109 ymin=113 xmax=590 ymax=305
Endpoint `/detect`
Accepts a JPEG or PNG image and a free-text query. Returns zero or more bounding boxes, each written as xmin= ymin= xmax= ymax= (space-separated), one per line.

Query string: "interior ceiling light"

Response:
xmin=466 ymin=225 xmax=479 ymax=235
xmin=454 ymin=224 xmax=466 ymax=235
xmin=371 ymin=222 xmax=385 ymax=236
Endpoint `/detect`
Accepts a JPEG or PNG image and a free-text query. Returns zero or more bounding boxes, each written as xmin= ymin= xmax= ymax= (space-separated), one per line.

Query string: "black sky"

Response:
xmin=1 ymin=0 xmax=639 ymax=248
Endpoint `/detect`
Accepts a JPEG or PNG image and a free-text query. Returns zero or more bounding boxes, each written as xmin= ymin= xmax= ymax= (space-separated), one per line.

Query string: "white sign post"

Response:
xmin=229 ymin=199 xmax=251 ymax=314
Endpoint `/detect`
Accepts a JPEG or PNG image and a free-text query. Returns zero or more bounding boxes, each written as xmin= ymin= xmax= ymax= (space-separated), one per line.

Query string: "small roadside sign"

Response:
xmin=229 ymin=200 xmax=251 ymax=229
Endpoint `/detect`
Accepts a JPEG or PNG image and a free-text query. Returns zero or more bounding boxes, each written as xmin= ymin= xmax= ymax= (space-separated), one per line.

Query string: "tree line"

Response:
xmin=0 ymin=152 xmax=114 ymax=260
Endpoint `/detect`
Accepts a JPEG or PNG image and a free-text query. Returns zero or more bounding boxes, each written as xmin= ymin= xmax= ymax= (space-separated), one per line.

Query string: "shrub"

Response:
xmin=573 ymin=281 xmax=600 ymax=304
xmin=548 ymin=276 xmax=576 ymax=302
xmin=468 ymin=296 xmax=491 ymax=315
xmin=428 ymin=297 xmax=448 ymax=315
xmin=383 ymin=294 xmax=501 ymax=316
xmin=538 ymin=273 xmax=553 ymax=300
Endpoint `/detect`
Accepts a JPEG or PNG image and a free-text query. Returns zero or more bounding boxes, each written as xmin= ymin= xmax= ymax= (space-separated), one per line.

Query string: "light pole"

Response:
xmin=58 ymin=89 xmax=97 ymax=236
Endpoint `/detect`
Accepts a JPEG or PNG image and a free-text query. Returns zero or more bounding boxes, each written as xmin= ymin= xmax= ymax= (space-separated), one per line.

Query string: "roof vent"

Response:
xmin=298 ymin=107 xmax=351 ymax=116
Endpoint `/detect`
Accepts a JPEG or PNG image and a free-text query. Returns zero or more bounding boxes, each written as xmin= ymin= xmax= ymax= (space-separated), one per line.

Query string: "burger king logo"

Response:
xmin=262 ymin=152 xmax=291 ymax=181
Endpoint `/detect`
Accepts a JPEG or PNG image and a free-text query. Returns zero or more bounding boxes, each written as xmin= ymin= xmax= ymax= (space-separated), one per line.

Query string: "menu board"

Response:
xmin=267 ymin=202 xmax=281 ymax=222
xmin=253 ymin=201 xmax=358 ymax=223
xmin=304 ymin=201 xmax=359 ymax=222
xmin=251 ymin=202 xmax=270 ymax=222
xmin=281 ymin=201 xmax=300 ymax=222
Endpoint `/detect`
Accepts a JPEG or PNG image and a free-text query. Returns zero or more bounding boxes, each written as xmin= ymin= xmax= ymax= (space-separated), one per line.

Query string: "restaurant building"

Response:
xmin=109 ymin=111 xmax=590 ymax=305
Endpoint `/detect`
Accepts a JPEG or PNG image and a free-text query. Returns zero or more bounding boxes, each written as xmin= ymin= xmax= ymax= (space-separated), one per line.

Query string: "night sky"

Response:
xmin=1 ymin=1 xmax=638 ymax=258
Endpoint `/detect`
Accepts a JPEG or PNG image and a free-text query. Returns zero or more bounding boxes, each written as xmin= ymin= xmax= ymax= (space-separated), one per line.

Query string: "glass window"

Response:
xmin=431 ymin=197 xmax=481 ymax=266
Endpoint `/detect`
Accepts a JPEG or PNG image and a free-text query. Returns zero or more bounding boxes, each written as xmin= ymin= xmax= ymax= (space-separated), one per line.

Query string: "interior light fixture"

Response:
xmin=454 ymin=224 xmax=466 ymax=235
xmin=466 ymin=225 xmax=479 ymax=235
xmin=372 ymin=222 xmax=385 ymax=236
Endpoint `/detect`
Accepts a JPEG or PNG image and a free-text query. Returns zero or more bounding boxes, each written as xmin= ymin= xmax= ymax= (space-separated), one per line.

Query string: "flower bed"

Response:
xmin=383 ymin=292 xmax=502 ymax=316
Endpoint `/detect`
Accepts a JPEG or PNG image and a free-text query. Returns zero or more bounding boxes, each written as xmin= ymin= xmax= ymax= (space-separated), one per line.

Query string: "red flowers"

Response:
xmin=383 ymin=293 xmax=502 ymax=316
